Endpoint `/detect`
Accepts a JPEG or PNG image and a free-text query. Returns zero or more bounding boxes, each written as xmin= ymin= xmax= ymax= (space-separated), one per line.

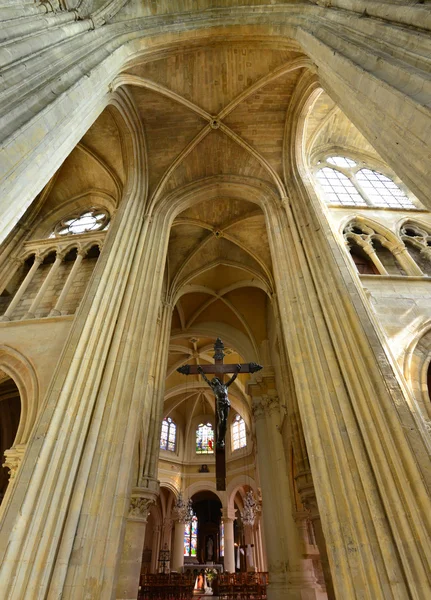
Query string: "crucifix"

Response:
xmin=177 ymin=338 xmax=262 ymax=490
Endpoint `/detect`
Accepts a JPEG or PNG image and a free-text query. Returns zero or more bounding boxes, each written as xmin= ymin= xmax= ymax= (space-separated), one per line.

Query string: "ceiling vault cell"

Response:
xmin=112 ymin=56 xmax=313 ymax=204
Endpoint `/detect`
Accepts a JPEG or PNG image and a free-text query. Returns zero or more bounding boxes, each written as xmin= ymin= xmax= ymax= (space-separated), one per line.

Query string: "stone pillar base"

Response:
xmin=268 ymin=584 xmax=326 ymax=600
xmin=267 ymin=567 xmax=326 ymax=600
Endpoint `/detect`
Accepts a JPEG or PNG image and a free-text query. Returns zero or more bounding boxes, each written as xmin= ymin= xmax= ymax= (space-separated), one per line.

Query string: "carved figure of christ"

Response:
xmin=177 ymin=338 xmax=262 ymax=490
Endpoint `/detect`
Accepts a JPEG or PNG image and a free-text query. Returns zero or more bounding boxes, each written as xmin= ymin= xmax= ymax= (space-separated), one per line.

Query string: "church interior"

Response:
xmin=0 ymin=1 xmax=431 ymax=599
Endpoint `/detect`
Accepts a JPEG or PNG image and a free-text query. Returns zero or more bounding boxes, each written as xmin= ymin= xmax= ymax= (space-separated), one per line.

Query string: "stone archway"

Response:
xmin=404 ymin=323 xmax=431 ymax=424
xmin=0 ymin=374 xmax=21 ymax=502
xmin=0 ymin=345 xmax=39 ymax=507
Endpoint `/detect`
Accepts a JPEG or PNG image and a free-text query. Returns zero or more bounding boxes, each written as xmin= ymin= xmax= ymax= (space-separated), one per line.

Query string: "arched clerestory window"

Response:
xmin=314 ymin=155 xmax=417 ymax=209
xmin=231 ymin=414 xmax=247 ymax=450
xmin=160 ymin=417 xmax=176 ymax=452
xmin=196 ymin=423 xmax=214 ymax=454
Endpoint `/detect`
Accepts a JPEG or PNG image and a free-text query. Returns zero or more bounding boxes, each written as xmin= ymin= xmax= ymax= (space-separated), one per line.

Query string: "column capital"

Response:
xmin=128 ymin=486 xmax=158 ymax=522
xmin=54 ymin=249 xmax=66 ymax=261
xmin=251 ymin=394 xmax=280 ymax=420
xmin=361 ymin=242 xmax=375 ymax=257
xmin=3 ymin=444 xmax=26 ymax=481
xmin=221 ymin=507 xmax=236 ymax=521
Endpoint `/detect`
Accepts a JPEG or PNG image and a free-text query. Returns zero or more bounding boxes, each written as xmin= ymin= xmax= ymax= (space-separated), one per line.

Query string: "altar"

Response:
xmin=190 ymin=564 xmax=223 ymax=595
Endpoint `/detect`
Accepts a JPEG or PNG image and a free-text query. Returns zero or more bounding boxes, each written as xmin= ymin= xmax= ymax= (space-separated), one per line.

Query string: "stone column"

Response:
xmin=116 ymin=488 xmax=157 ymax=600
xmin=257 ymin=518 xmax=267 ymax=572
xmin=23 ymin=250 xmax=64 ymax=319
xmin=0 ymin=91 xmax=172 ymax=599
xmin=244 ymin=524 xmax=255 ymax=572
xmin=391 ymin=245 xmax=424 ymax=276
xmin=289 ymin=411 xmax=335 ymax=600
xmin=1 ymin=253 xmax=42 ymax=321
xmin=162 ymin=518 xmax=174 ymax=553
xmin=362 ymin=243 xmax=388 ymax=275
xmin=171 ymin=519 xmax=185 ymax=572
xmin=221 ymin=510 xmax=235 ymax=573
xmin=249 ymin=374 xmax=322 ymax=600
xmin=0 ymin=257 xmax=23 ymax=298
xmin=141 ymin=300 xmax=173 ymax=492
xmin=265 ymin=193 xmax=431 ymax=598
xmin=49 ymin=249 xmax=86 ymax=316
xmin=308 ymin=502 xmax=335 ymax=600
xmin=151 ymin=526 xmax=162 ymax=573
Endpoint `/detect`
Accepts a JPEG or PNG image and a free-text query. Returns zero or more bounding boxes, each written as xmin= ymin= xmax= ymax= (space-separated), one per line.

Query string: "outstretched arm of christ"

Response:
xmin=197 ymin=365 xmax=212 ymax=386
xmin=226 ymin=364 xmax=242 ymax=387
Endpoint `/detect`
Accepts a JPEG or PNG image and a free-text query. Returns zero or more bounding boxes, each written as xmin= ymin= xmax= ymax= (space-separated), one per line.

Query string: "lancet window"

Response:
xmin=160 ymin=417 xmax=176 ymax=452
xmin=220 ymin=522 xmax=224 ymax=557
xmin=232 ymin=414 xmax=246 ymax=450
xmin=314 ymin=156 xmax=416 ymax=209
xmin=196 ymin=423 xmax=214 ymax=454
xmin=184 ymin=515 xmax=198 ymax=557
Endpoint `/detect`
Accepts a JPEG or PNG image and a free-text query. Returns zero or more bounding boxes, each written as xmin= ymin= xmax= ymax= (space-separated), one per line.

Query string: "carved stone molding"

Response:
xmin=129 ymin=497 xmax=153 ymax=520
xmin=3 ymin=444 xmax=26 ymax=481
xmin=251 ymin=394 xmax=280 ymax=420
xmin=128 ymin=486 xmax=158 ymax=521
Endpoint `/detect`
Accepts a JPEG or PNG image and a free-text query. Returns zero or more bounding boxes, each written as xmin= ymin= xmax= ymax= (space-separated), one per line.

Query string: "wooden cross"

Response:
xmin=177 ymin=338 xmax=262 ymax=490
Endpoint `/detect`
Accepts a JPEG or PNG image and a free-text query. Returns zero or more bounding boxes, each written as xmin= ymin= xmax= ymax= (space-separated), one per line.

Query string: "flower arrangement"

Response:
xmin=205 ymin=568 xmax=218 ymax=582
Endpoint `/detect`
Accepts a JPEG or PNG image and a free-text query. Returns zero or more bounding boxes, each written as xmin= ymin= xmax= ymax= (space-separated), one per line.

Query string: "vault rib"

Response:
xmin=112 ymin=75 xmax=212 ymax=121
xmin=217 ymin=57 xmax=313 ymax=120
xmin=76 ymin=142 xmax=123 ymax=199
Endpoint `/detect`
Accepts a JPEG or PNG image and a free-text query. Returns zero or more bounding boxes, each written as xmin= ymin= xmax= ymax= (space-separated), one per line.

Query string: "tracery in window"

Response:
xmin=343 ymin=220 xmax=406 ymax=276
xmin=196 ymin=423 xmax=214 ymax=454
xmin=400 ymin=223 xmax=431 ymax=275
xmin=314 ymin=155 xmax=416 ymax=209
xmin=231 ymin=414 xmax=246 ymax=451
xmin=327 ymin=156 xmax=356 ymax=168
xmin=184 ymin=515 xmax=198 ymax=557
xmin=160 ymin=417 xmax=176 ymax=452
xmin=49 ymin=208 xmax=109 ymax=238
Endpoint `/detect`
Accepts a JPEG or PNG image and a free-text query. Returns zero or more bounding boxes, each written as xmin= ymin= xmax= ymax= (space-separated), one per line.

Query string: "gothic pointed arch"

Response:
xmin=404 ymin=322 xmax=431 ymax=424
xmin=0 ymin=345 xmax=39 ymax=445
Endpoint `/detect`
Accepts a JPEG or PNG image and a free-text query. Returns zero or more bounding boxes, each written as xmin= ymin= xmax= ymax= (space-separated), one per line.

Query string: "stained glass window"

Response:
xmin=160 ymin=417 xmax=176 ymax=452
xmin=356 ymin=169 xmax=415 ymax=209
xmin=184 ymin=515 xmax=198 ymax=556
xmin=232 ymin=414 xmax=246 ymax=450
xmin=220 ymin=522 xmax=224 ymax=557
xmin=196 ymin=423 xmax=214 ymax=454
